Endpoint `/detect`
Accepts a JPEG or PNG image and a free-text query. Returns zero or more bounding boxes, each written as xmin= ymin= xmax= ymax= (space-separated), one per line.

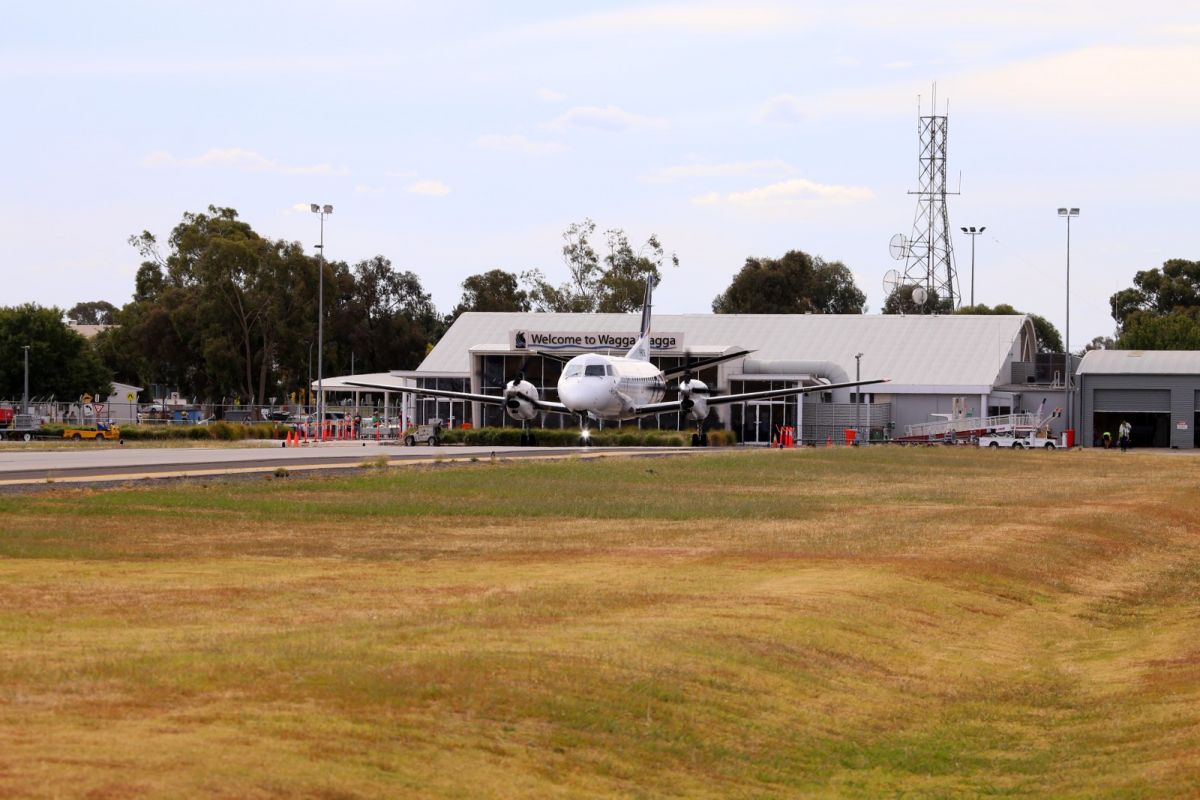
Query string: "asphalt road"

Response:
xmin=0 ymin=441 xmax=696 ymax=486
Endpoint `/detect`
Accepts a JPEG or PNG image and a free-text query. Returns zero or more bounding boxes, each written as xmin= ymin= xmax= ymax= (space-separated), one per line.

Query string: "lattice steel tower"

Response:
xmin=888 ymin=89 xmax=959 ymax=312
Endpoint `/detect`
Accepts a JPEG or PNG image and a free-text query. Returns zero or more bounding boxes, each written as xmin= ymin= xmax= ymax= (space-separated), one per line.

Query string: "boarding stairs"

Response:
xmin=902 ymin=413 xmax=1040 ymax=442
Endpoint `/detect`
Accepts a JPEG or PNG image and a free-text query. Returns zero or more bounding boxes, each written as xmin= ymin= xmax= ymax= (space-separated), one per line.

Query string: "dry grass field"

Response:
xmin=1 ymin=447 xmax=1199 ymax=798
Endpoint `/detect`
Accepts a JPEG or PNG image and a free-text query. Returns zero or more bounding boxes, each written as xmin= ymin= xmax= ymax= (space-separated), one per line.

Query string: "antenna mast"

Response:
xmin=898 ymin=85 xmax=959 ymax=312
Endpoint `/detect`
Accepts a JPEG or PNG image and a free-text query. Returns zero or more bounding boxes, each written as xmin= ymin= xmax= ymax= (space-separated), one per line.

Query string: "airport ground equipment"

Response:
xmin=977 ymin=432 xmax=1057 ymax=450
xmin=63 ymin=423 xmax=121 ymax=442
xmin=896 ymin=398 xmax=1061 ymax=444
xmin=0 ymin=413 xmax=43 ymax=441
xmin=403 ymin=422 xmax=442 ymax=447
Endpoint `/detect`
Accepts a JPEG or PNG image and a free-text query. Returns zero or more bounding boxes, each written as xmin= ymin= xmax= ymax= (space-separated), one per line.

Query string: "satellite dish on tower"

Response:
xmin=882 ymin=269 xmax=901 ymax=296
xmin=888 ymin=234 xmax=909 ymax=260
xmin=911 ymin=286 xmax=928 ymax=307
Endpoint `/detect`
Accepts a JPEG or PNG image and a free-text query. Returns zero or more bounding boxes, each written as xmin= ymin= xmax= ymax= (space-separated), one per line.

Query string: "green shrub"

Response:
xmin=707 ymin=429 xmax=738 ymax=447
xmin=424 ymin=426 xmax=734 ymax=448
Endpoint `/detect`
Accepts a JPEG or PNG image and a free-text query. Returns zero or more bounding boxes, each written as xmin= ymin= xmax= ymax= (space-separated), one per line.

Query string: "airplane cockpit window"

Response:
xmin=564 ymin=365 xmax=583 ymax=378
xmin=584 ymin=364 xmax=607 ymax=377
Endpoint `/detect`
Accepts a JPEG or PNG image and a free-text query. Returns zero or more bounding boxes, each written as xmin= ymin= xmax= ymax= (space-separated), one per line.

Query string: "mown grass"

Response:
xmin=1 ymin=448 xmax=1199 ymax=798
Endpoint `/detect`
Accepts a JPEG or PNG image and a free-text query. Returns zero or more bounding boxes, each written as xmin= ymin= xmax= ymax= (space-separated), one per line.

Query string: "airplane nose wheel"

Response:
xmin=691 ymin=430 xmax=708 ymax=447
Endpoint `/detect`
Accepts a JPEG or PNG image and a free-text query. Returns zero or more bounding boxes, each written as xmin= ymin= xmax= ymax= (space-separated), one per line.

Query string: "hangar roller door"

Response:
xmin=1093 ymin=389 xmax=1171 ymax=448
xmin=1092 ymin=389 xmax=1170 ymax=412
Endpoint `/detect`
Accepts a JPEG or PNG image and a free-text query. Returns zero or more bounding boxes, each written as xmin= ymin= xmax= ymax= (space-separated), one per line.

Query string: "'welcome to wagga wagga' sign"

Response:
xmin=510 ymin=330 xmax=685 ymax=352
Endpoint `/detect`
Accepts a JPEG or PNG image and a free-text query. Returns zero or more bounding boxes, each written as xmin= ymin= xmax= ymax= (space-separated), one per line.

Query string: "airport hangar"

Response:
xmin=325 ymin=312 xmax=1074 ymax=445
xmin=1076 ymin=350 xmax=1200 ymax=449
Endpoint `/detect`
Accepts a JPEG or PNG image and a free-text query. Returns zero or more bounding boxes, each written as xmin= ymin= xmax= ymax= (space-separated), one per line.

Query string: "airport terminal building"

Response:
xmin=346 ymin=312 xmax=1071 ymax=445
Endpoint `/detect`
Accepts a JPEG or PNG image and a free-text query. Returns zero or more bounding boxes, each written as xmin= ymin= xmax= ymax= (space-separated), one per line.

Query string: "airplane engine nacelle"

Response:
xmin=504 ymin=379 xmax=539 ymax=421
xmin=679 ymin=379 xmax=709 ymax=422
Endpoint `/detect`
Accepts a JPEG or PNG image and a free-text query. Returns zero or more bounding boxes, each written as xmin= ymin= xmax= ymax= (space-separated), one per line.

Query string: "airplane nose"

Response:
xmin=558 ymin=378 xmax=584 ymax=411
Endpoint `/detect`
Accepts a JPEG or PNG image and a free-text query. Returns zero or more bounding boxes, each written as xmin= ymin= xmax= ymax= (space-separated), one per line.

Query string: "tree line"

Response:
xmin=12 ymin=203 xmax=1190 ymax=404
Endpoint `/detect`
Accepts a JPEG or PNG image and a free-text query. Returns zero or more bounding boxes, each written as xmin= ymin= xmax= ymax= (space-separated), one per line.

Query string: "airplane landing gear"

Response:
xmin=691 ymin=430 xmax=708 ymax=447
xmin=519 ymin=424 xmax=536 ymax=447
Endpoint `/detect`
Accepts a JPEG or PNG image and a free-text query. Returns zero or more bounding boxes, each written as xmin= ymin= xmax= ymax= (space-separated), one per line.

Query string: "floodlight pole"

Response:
xmin=1057 ymin=207 xmax=1079 ymax=445
xmin=307 ymin=340 xmax=314 ymax=412
xmin=22 ymin=345 xmax=30 ymax=415
xmin=311 ymin=204 xmax=333 ymax=437
xmin=960 ymin=226 xmax=985 ymax=307
xmin=854 ymin=352 xmax=863 ymax=446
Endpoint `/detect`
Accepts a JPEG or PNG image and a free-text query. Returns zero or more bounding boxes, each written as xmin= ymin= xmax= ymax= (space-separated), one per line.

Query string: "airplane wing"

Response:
xmin=628 ymin=378 xmax=890 ymax=416
xmin=342 ymin=379 xmax=571 ymax=414
xmin=660 ymin=350 xmax=754 ymax=380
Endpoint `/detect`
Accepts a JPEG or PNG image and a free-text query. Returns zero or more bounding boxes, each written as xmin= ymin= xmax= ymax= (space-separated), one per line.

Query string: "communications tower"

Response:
xmin=885 ymin=88 xmax=960 ymax=312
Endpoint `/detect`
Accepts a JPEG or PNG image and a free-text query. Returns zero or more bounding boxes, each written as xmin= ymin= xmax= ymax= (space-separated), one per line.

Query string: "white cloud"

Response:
xmin=963 ymin=45 xmax=1200 ymax=119
xmin=144 ymin=147 xmax=348 ymax=176
xmin=690 ymin=192 xmax=721 ymax=206
xmin=807 ymin=44 xmax=1200 ymax=123
xmin=408 ymin=180 xmax=450 ymax=197
xmin=475 ymin=133 xmax=567 ymax=156
xmin=644 ymin=159 xmax=794 ymax=182
xmin=545 ymin=104 xmax=664 ymax=132
xmin=537 ymin=87 xmax=567 ymax=102
xmin=757 ymin=94 xmax=806 ymax=125
xmin=503 ymin=3 xmax=810 ymax=39
xmin=726 ymin=178 xmax=874 ymax=206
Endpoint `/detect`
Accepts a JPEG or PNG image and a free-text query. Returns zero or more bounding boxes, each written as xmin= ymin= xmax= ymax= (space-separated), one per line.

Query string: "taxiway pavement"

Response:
xmin=0 ymin=442 xmax=693 ymax=486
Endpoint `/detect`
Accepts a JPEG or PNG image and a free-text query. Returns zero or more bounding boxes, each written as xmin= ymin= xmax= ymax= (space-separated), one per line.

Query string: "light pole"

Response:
xmin=959 ymin=226 xmax=986 ymax=307
xmin=22 ymin=345 xmax=30 ymax=415
xmin=854 ymin=352 xmax=863 ymax=446
xmin=307 ymin=340 xmax=314 ymax=412
xmin=310 ymin=204 xmax=333 ymax=435
xmin=1057 ymin=207 xmax=1079 ymax=446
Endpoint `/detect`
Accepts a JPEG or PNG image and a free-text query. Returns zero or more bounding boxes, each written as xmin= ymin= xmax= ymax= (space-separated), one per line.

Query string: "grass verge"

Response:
xmin=1 ymin=448 xmax=1198 ymax=798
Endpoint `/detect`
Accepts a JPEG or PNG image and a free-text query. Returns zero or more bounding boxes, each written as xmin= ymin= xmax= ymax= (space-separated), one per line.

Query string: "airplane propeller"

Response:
xmin=671 ymin=350 xmax=722 ymax=396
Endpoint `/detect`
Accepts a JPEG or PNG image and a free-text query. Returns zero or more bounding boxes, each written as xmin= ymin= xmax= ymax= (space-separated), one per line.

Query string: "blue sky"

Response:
xmin=4 ymin=1 xmax=1199 ymax=351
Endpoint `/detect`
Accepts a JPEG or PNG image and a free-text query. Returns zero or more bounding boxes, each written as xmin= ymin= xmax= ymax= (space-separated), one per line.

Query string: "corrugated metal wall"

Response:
xmin=1079 ymin=374 xmax=1200 ymax=448
xmin=1092 ymin=389 xmax=1171 ymax=412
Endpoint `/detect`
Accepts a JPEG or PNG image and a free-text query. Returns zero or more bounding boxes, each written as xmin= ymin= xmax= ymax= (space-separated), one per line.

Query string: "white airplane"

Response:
xmin=347 ymin=277 xmax=887 ymax=445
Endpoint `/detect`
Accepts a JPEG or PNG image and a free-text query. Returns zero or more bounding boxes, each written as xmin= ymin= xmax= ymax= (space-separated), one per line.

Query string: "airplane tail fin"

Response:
xmin=625 ymin=274 xmax=655 ymax=362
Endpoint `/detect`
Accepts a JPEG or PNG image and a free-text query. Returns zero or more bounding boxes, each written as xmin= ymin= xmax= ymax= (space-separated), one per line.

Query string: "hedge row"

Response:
xmin=437 ymin=427 xmax=737 ymax=447
xmin=120 ymin=422 xmax=285 ymax=441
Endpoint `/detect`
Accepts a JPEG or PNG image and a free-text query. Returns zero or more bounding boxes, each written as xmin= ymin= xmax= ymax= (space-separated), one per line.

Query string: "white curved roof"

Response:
xmin=418 ymin=313 xmax=1036 ymax=392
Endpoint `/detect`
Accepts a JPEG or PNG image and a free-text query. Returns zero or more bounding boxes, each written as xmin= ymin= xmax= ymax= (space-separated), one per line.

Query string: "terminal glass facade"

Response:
xmin=411 ymin=377 xmax=471 ymax=428
xmin=475 ymin=354 xmax=719 ymax=430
